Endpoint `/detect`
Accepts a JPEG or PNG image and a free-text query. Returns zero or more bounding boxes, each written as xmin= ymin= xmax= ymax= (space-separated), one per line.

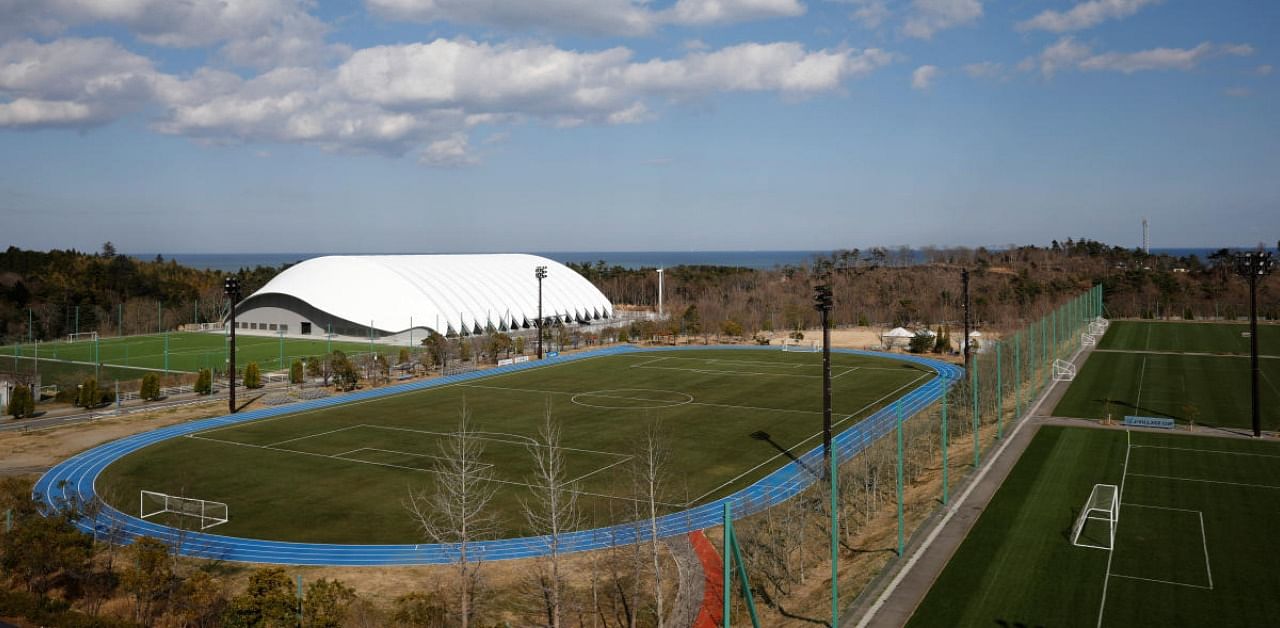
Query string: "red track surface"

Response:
xmin=690 ymin=530 xmax=724 ymax=628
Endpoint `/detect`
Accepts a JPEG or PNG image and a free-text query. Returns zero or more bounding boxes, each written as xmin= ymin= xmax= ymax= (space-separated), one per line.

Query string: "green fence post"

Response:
xmin=75 ymin=305 xmax=79 ymax=337
xmin=941 ymin=390 xmax=949 ymax=504
xmin=996 ymin=340 xmax=1003 ymax=440
xmin=896 ymin=401 xmax=904 ymax=555
xmin=1015 ymin=330 xmax=1022 ymax=420
xmin=723 ymin=502 xmax=731 ymax=627
xmin=117 ymin=303 xmax=123 ymax=337
xmin=279 ymin=330 xmax=285 ymax=371
xmin=164 ymin=332 xmax=169 ymax=374
xmin=327 ymin=324 xmax=332 ymax=355
xmin=157 ymin=301 xmax=162 ymax=334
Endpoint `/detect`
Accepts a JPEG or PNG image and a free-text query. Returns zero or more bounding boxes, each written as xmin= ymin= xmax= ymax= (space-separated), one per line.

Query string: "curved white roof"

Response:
xmin=241 ymin=254 xmax=613 ymax=334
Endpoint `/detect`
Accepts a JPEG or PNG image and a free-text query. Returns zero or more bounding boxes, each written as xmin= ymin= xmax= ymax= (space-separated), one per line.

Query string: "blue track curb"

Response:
xmin=34 ymin=345 xmax=962 ymax=566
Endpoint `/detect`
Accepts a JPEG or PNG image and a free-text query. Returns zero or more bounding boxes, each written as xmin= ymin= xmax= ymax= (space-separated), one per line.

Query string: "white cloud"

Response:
xmin=0 ymin=37 xmax=159 ymax=127
xmin=1017 ymin=0 xmax=1159 ymax=33
xmin=847 ymin=0 xmax=891 ymax=29
xmin=963 ymin=61 xmax=1005 ymax=79
xmin=666 ymin=0 xmax=806 ymax=25
xmin=366 ymin=0 xmax=805 ymax=35
xmin=1028 ymin=37 xmax=1247 ymax=77
xmin=911 ymin=64 xmax=939 ymax=90
xmin=902 ymin=0 xmax=982 ymax=40
xmin=1221 ymin=43 xmax=1255 ymax=57
xmin=0 ymin=0 xmax=340 ymax=69
xmin=1258 ymin=64 xmax=1274 ymax=76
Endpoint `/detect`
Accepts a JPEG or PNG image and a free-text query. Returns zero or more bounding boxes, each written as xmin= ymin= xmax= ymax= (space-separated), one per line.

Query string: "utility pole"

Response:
xmin=657 ymin=268 xmax=664 ymax=318
xmin=224 ymin=277 xmax=241 ymax=414
xmin=1234 ymin=251 xmax=1275 ymax=437
xmin=812 ymin=281 xmax=837 ymax=628
xmin=962 ymin=268 xmax=971 ymax=370
xmin=536 ymin=266 xmax=548 ymax=359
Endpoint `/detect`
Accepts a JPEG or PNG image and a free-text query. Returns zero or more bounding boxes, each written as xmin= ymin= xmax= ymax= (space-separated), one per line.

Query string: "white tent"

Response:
xmin=883 ymin=327 xmax=915 ymax=349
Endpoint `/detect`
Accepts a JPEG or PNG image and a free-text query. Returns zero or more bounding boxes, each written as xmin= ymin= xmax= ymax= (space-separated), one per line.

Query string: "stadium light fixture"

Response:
xmin=223 ymin=276 xmax=241 ymax=414
xmin=1233 ymin=251 xmax=1275 ymax=438
xmin=535 ymin=266 xmax=548 ymax=360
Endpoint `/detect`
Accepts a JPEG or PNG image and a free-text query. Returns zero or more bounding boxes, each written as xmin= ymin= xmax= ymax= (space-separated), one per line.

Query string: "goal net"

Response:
xmin=66 ymin=331 xmax=99 ymax=343
xmin=782 ymin=339 xmax=820 ymax=352
xmin=140 ymin=490 xmax=229 ymax=530
xmin=1089 ymin=318 xmax=1109 ymax=337
xmin=1071 ymin=483 xmax=1119 ymax=550
xmin=1081 ymin=333 xmax=1097 ymax=347
xmin=1053 ymin=359 xmax=1077 ymax=382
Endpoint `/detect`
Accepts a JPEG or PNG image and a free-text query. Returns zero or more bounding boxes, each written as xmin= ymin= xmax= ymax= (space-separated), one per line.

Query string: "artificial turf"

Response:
xmin=0 ymin=331 xmax=389 ymax=375
xmin=96 ymin=349 xmax=936 ymax=543
xmin=908 ymin=425 xmax=1280 ymax=627
xmin=1054 ymin=321 xmax=1280 ymax=430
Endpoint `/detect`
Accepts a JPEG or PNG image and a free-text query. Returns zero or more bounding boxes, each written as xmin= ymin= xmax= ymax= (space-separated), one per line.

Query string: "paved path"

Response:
xmin=1093 ymin=348 xmax=1278 ymax=359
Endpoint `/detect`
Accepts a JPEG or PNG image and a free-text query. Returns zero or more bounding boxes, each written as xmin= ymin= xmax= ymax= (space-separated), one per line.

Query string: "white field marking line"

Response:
xmin=1133 ymin=357 xmax=1147 ymax=412
xmin=1261 ymin=369 xmax=1280 ymax=398
xmin=1119 ymin=504 xmax=1214 ymax=589
xmin=1126 ymin=473 xmax=1280 ymax=490
xmin=566 ymin=455 xmax=636 ymax=485
xmin=856 ymin=343 xmax=1089 ymax=628
xmin=264 ymin=424 xmax=363 ymax=448
xmin=340 ymin=447 xmax=495 ymax=471
xmin=569 ymin=389 xmax=693 ymax=407
xmin=362 ymin=423 xmax=630 ymax=460
xmin=1131 ymin=445 xmax=1280 ymax=459
xmin=186 ymin=431 xmax=672 ymax=505
xmin=626 ymin=355 xmax=805 ymax=369
xmin=456 ymin=383 xmax=829 ymax=417
xmin=1097 ymin=429 xmax=1133 ymax=628
xmin=627 ymin=356 xmax=670 ymax=369
xmin=686 ymin=371 xmax=930 ymax=505
xmin=831 ymin=366 xmax=859 ymax=380
xmin=1093 ymin=348 xmax=1280 ymax=360
xmin=632 ymin=364 xmax=831 ymax=378
xmin=1108 ymin=574 xmax=1212 ymax=590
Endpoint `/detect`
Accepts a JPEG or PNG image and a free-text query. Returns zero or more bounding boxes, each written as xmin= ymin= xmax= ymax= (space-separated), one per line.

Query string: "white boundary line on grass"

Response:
xmin=1096 ymin=428 xmax=1131 ymax=628
xmin=1126 ymin=473 xmax=1280 ymax=491
xmin=1131 ymin=445 xmax=1280 ymax=459
xmin=1115 ymin=503 xmax=1214 ymax=590
xmin=1133 ymin=357 xmax=1147 ymax=413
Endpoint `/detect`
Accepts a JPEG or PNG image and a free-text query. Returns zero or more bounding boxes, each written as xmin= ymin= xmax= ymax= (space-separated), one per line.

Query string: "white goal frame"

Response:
xmin=1053 ymin=359 xmax=1077 ymax=382
xmin=140 ymin=490 xmax=229 ymax=530
xmin=66 ymin=331 xmax=99 ymax=343
xmin=1081 ymin=332 xmax=1097 ymax=347
xmin=1071 ymin=483 xmax=1119 ymax=550
xmin=782 ymin=339 xmax=820 ymax=352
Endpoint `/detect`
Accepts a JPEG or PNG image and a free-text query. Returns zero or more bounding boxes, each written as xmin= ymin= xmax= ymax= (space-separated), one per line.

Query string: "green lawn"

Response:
xmin=97 ymin=349 xmax=935 ymax=543
xmin=1055 ymin=321 xmax=1280 ymax=430
xmin=909 ymin=425 xmax=1280 ymax=627
xmin=0 ymin=332 xmax=389 ymax=375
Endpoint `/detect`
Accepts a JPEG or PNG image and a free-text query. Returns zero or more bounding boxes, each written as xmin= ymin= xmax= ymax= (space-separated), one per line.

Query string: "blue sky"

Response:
xmin=0 ymin=0 xmax=1275 ymax=253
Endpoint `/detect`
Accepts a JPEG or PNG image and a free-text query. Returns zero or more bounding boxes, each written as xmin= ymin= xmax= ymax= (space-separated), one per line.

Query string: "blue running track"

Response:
xmin=35 ymin=345 xmax=962 ymax=566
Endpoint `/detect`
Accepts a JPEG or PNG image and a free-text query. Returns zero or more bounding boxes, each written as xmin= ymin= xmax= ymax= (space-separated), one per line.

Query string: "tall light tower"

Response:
xmin=656 ymin=268 xmax=664 ymax=318
xmin=1142 ymin=217 xmax=1150 ymax=254
xmin=535 ymin=265 xmax=548 ymax=360
xmin=962 ymin=268 xmax=971 ymax=370
xmin=1234 ymin=251 xmax=1275 ymax=437
xmin=223 ymin=276 xmax=241 ymax=414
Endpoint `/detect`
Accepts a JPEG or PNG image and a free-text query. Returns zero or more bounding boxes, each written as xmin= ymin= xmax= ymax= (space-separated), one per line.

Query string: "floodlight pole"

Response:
xmin=657 ymin=268 xmax=664 ymax=318
xmin=962 ymin=268 xmax=971 ymax=370
xmin=1235 ymin=251 xmax=1275 ymax=438
xmin=224 ymin=277 xmax=241 ymax=414
xmin=536 ymin=266 xmax=548 ymax=360
xmin=813 ymin=282 xmax=838 ymax=627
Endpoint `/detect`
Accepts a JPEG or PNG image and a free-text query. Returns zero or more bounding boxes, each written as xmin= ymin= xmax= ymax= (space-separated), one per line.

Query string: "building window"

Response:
xmin=281 ymin=324 xmax=288 ymax=333
xmin=269 ymin=324 xmax=277 ymax=331
xmin=301 ymin=322 xmax=311 ymax=335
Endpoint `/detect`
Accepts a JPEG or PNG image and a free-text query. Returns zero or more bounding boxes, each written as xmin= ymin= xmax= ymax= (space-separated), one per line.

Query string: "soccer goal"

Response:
xmin=782 ymin=339 xmax=820 ymax=352
xmin=140 ymin=490 xmax=229 ymax=530
xmin=1081 ymin=332 xmax=1097 ymax=346
xmin=1071 ymin=483 xmax=1120 ymax=550
xmin=66 ymin=331 xmax=99 ymax=343
xmin=1089 ymin=317 xmax=1109 ymax=337
xmin=1053 ymin=359 xmax=1077 ymax=382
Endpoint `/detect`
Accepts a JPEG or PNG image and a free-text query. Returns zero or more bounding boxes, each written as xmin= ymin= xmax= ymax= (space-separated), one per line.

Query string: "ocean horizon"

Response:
xmin=131 ymin=247 xmax=1276 ymax=273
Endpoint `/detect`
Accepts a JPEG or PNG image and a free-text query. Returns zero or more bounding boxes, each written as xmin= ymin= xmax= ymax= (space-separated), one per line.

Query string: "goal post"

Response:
xmin=140 ymin=490 xmax=229 ymax=530
xmin=1081 ymin=333 xmax=1097 ymax=347
xmin=1071 ymin=483 xmax=1119 ymax=550
xmin=1053 ymin=359 xmax=1077 ymax=382
xmin=66 ymin=331 xmax=99 ymax=343
xmin=782 ymin=339 xmax=820 ymax=352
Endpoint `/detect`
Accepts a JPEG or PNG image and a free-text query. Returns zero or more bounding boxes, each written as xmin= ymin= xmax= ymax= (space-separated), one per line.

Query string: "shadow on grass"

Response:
xmin=751 ymin=430 xmax=820 ymax=479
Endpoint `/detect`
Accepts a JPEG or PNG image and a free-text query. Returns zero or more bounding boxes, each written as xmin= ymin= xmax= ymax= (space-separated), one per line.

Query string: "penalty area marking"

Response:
xmin=1112 ymin=503 xmax=1214 ymax=591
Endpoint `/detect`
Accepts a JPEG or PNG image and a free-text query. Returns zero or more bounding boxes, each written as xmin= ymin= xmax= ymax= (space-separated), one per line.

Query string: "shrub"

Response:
xmin=7 ymin=384 xmax=34 ymax=418
xmin=140 ymin=373 xmax=161 ymax=401
xmin=76 ymin=378 xmax=99 ymax=408
xmin=243 ymin=362 xmax=262 ymax=389
xmin=194 ymin=369 xmax=212 ymax=395
xmin=289 ymin=359 xmax=304 ymax=385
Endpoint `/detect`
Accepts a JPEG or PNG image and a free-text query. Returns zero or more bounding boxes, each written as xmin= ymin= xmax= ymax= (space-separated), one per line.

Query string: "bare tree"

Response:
xmin=407 ymin=404 xmax=497 ymax=628
xmin=521 ymin=400 xmax=584 ymax=628
xmin=632 ymin=417 xmax=670 ymax=627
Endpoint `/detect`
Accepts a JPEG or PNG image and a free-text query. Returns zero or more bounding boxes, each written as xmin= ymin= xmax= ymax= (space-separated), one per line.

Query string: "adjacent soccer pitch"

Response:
xmin=1055 ymin=321 xmax=1280 ymax=430
xmin=96 ymin=349 xmax=936 ymax=543
xmin=909 ymin=425 xmax=1280 ymax=627
xmin=0 ymin=331 xmax=387 ymax=375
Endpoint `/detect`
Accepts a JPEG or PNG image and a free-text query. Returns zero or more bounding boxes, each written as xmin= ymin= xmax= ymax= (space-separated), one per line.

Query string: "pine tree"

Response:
xmin=7 ymin=384 xmax=34 ymax=418
xmin=194 ymin=369 xmax=212 ymax=395
xmin=77 ymin=378 xmax=99 ymax=408
xmin=244 ymin=362 xmax=262 ymax=389
xmin=140 ymin=373 xmax=161 ymax=401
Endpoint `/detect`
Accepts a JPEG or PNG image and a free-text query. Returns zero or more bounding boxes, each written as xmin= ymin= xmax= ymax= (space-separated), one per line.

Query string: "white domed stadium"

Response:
xmin=233 ymin=254 xmax=613 ymax=338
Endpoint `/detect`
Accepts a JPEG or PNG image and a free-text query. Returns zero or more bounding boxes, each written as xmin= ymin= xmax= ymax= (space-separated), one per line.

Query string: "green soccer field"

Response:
xmin=0 ymin=331 xmax=391 ymax=375
xmin=908 ymin=425 xmax=1280 ymax=627
xmin=1055 ymin=321 xmax=1280 ymax=430
xmin=96 ymin=349 xmax=935 ymax=543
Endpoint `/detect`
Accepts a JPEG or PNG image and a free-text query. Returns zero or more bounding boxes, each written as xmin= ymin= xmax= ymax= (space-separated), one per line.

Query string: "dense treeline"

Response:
xmin=572 ymin=239 xmax=1280 ymax=337
xmin=0 ymin=245 xmax=287 ymax=343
